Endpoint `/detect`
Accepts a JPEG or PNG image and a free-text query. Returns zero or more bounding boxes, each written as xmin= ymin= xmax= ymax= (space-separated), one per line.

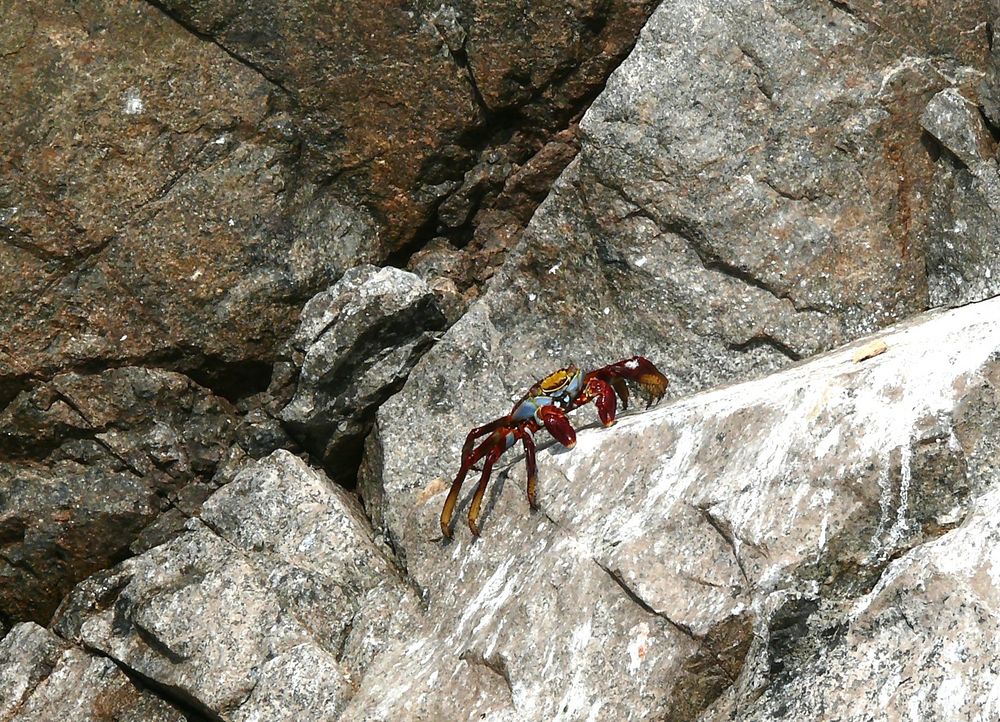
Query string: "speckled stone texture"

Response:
xmin=352 ymin=295 xmax=1000 ymax=721
xmin=52 ymin=451 xmax=419 ymax=722
xmin=0 ymin=622 xmax=185 ymax=721
xmin=0 ymin=1 xmax=378 ymax=399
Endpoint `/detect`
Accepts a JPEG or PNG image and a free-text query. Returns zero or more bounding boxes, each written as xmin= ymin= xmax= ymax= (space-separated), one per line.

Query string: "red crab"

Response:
xmin=440 ymin=356 xmax=669 ymax=538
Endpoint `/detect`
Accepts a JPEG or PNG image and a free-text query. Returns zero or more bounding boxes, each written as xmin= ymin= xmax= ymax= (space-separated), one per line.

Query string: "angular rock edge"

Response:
xmin=349 ymin=295 xmax=1000 ymax=721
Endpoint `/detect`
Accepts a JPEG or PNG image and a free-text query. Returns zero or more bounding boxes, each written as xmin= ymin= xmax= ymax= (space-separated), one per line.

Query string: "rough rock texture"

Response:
xmin=0 ymin=367 xmax=237 ymax=626
xmin=712 ymin=487 xmax=1000 ymax=720
xmin=1 ymin=0 xmax=663 ymax=405
xmin=352 ymin=295 xmax=1000 ymax=720
xmin=276 ymin=265 xmax=447 ymax=480
xmin=53 ymin=451 xmax=419 ymax=721
xmin=394 ymin=0 xmax=992 ymax=415
xmin=921 ymin=86 xmax=1000 ymax=307
xmin=155 ymin=0 xmax=659 ymax=250
xmin=0 ymin=622 xmax=184 ymax=722
xmin=4 ymin=0 xmax=1000 ymax=719
xmin=0 ymin=0 xmax=378 ymax=400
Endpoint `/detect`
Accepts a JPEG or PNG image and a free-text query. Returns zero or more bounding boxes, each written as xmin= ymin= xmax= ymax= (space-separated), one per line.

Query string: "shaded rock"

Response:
xmin=921 ymin=87 xmax=1000 ymax=307
xmin=157 ymin=0 xmax=659 ymax=251
xmin=0 ymin=622 xmax=184 ymax=722
xmin=0 ymin=367 xmax=237 ymax=626
xmin=350 ymin=297 xmax=1000 ymax=719
xmin=278 ymin=265 xmax=447 ymax=480
xmin=408 ymin=126 xmax=585 ymax=298
xmin=0 ymin=0 xmax=377 ymax=399
xmin=979 ymin=10 xmax=1000 ymax=129
xmin=53 ymin=451 xmax=419 ymax=721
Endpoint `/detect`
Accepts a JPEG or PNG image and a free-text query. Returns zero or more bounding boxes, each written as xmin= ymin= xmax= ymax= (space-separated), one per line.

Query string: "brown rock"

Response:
xmin=0 ymin=367 xmax=237 ymax=625
xmin=0 ymin=0 xmax=378 ymax=398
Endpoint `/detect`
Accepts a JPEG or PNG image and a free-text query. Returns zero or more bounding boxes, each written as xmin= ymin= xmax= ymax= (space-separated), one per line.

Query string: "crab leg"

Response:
xmin=467 ymin=443 xmax=506 ymax=536
xmin=441 ymin=432 xmax=498 ymax=538
xmin=522 ymin=431 xmax=538 ymax=509
xmin=461 ymin=417 xmax=511 ymax=458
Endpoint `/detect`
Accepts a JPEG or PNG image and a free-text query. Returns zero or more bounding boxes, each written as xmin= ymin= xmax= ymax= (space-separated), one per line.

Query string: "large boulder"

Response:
xmin=348 ymin=295 xmax=1000 ymax=719
xmin=53 ymin=451 xmax=420 ymax=721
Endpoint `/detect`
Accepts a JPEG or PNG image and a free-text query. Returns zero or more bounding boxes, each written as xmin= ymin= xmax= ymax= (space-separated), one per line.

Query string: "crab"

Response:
xmin=440 ymin=356 xmax=669 ymax=538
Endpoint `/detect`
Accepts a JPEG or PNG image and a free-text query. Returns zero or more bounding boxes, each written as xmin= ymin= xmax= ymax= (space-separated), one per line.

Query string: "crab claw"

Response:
xmin=593 ymin=356 xmax=669 ymax=408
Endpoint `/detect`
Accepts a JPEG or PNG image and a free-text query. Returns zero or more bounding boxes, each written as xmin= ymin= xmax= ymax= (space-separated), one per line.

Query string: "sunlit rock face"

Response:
xmin=52 ymin=451 xmax=420 ymax=722
xmin=3 ymin=0 xmax=1000 ymax=719
xmin=0 ymin=622 xmax=185 ymax=721
xmin=353 ymin=296 xmax=999 ymax=720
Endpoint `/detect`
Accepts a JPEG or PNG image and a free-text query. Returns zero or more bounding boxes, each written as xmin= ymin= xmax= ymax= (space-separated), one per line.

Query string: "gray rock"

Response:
xmin=979 ymin=10 xmax=1000 ymax=129
xmin=921 ymin=88 xmax=1000 ymax=307
xmin=921 ymin=88 xmax=994 ymax=169
xmin=0 ymin=367 xmax=238 ymax=625
xmin=349 ymin=297 xmax=1000 ymax=719
xmin=53 ymin=451 xmax=419 ymax=720
xmin=0 ymin=622 xmax=184 ymax=722
xmin=278 ymin=265 xmax=447 ymax=479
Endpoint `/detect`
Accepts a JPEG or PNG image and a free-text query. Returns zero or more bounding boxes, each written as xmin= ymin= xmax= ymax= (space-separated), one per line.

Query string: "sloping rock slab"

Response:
xmin=0 ymin=622 xmax=183 ymax=722
xmin=350 ymin=297 xmax=1000 ymax=720
xmin=53 ymin=451 xmax=419 ymax=721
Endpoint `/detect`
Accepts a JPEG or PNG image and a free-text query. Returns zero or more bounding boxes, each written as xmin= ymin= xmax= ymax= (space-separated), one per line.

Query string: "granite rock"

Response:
xmin=53 ymin=451 xmax=419 ymax=721
xmin=278 ymin=266 xmax=447 ymax=480
xmin=921 ymin=87 xmax=1000 ymax=307
xmin=0 ymin=0 xmax=378 ymax=401
xmin=0 ymin=622 xmax=184 ymax=722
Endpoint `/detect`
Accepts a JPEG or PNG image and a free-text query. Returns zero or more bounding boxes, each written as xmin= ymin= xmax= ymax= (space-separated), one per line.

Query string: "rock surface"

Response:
xmin=921 ymin=86 xmax=1000 ymax=307
xmin=0 ymin=0 xmax=660 ymax=404
xmin=394 ymin=0 xmax=991 ymax=419
xmin=53 ymin=451 xmax=419 ymax=721
xmin=277 ymin=265 xmax=447 ymax=480
xmin=3 ymin=0 xmax=1000 ymax=719
xmin=0 ymin=0 xmax=377 ymax=399
xmin=352 ymin=295 xmax=1000 ymax=720
xmin=0 ymin=622 xmax=184 ymax=722
xmin=155 ymin=0 xmax=659 ymax=249
xmin=0 ymin=367 xmax=237 ymax=626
